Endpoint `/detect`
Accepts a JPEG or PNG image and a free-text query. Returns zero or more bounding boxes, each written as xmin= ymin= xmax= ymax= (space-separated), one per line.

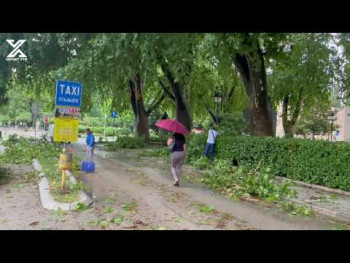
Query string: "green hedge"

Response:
xmin=214 ymin=136 xmax=350 ymax=191
xmin=105 ymin=136 xmax=145 ymax=150
xmin=79 ymin=126 xmax=131 ymax=137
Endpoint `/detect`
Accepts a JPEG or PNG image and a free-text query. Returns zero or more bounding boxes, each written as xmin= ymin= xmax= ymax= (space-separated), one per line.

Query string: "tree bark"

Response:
xmin=129 ymin=75 xmax=149 ymax=141
xmin=206 ymin=105 xmax=218 ymax=124
xmin=282 ymin=95 xmax=293 ymax=138
xmin=158 ymin=80 xmax=175 ymax=101
xmin=233 ymin=36 xmax=274 ymax=136
xmin=281 ymin=87 xmax=303 ymax=138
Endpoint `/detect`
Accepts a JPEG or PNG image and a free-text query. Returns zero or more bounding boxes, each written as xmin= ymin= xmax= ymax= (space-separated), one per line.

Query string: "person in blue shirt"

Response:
xmin=85 ymin=128 xmax=95 ymax=161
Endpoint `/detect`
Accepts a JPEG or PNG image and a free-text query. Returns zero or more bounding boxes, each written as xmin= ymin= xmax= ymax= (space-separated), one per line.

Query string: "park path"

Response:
xmin=70 ymin=140 xmax=341 ymax=230
xmin=0 ymin=130 xmax=346 ymax=230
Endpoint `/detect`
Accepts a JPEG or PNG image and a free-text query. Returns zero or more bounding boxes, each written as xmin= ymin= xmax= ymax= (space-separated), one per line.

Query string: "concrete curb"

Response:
xmin=275 ymin=176 xmax=350 ymax=197
xmin=33 ymin=159 xmax=92 ymax=211
xmin=291 ymin=199 xmax=350 ymax=222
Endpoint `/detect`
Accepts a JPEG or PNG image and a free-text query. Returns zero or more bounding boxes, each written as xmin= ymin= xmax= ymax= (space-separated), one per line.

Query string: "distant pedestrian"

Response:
xmin=167 ymin=132 xmax=186 ymax=187
xmin=204 ymin=124 xmax=220 ymax=162
xmin=48 ymin=124 xmax=54 ymax=142
xmin=161 ymin=112 xmax=168 ymax=120
xmin=85 ymin=128 xmax=95 ymax=161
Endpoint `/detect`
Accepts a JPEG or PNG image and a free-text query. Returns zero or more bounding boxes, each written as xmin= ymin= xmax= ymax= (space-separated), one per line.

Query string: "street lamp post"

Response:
xmin=214 ymin=91 xmax=222 ymax=123
xmin=328 ymin=107 xmax=336 ymax=142
xmin=311 ymin=107 xmax=315 ymax=140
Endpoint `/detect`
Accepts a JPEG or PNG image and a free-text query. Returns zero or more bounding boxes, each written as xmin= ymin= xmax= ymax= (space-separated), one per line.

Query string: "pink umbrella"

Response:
xmin=155 ymin=119 xmax=189 ymax=135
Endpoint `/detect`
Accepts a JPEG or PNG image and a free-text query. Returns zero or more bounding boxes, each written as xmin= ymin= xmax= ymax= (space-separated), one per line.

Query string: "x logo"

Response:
xmin=6 ymin=39 xmax=27 ymax=58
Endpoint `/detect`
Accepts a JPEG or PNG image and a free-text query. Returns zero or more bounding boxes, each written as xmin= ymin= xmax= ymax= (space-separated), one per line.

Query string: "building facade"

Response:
xmin=275 ymin=105 xmax=350 ymax=141
xmin=334 ymin=108 xmax=350 ymax=142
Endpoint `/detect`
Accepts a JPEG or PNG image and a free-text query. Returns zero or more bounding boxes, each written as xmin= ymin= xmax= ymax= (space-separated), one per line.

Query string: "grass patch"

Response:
xmin=0 ymin=136 xmax=84 ymax=203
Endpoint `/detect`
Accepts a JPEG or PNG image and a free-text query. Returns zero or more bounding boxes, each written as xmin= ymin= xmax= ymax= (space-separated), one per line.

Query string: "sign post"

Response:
xmin=32 ymin=103 xmax=40 ymax=138
xmin=104 ymin=113 xmax=108 ymax=139
xmin=44 ymin=117 xmax=49 ymax=130
xmin=54 ymin=80 xmax=82 ymax=143
xmin=111 ymin=111 xmax=117 ymax=140
xmin=54 ymin=80 xmax=82 ymax=190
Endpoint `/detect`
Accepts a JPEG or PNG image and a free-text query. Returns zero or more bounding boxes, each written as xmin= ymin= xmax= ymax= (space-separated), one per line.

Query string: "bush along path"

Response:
xmin=73 ymin=141 xmax=348 ymax=230
xmin=215 ymin=135 xmax=350 ymax=191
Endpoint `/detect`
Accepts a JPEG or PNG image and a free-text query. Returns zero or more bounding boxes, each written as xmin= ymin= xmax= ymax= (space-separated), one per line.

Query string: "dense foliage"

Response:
xmin=200 ymin=161 xmax=298 ymax=203
xmin=187 ymin=134 xmax=350 ymax=191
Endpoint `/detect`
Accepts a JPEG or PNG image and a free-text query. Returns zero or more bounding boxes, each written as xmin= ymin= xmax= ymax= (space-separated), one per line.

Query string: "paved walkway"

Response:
xmin=70 ymin=142 xmax=346 ymax=230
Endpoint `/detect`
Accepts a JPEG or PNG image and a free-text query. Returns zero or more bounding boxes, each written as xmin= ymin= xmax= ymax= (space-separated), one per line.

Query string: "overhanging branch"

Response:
xmin=158 ymin=79 xmax=175 ymax=101
xmin=146 ymin=92 xmax=166 ymax=115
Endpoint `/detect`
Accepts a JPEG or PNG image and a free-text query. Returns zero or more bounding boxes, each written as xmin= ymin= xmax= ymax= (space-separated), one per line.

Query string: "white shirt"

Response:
xmin=207 ymin=129 xmax=219 ymax=144
xmin=48 ymin=124 xmax=54 ymax=137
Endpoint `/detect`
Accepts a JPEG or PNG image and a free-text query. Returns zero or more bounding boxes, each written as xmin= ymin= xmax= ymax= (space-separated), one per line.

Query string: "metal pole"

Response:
xmin=113 ymin=117 xmax=115 ymax=141
xmin=216 ymin=103 xmax=219 ymax=123
xmin=331 ymin=120 xmax=333 ymax=142
xmin=104 ymin=114 xmax=107 ymax=139
xmin=34 ymin=112 xmax=37 ymax=139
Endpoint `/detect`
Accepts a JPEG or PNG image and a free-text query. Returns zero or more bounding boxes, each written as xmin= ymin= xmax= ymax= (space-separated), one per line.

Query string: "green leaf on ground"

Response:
xmin=329 ymin=194 xmax=339 ymax=200
xmin=199 ymin=205 xmax=216 ymax=214
xmin=333 ymin=223 xmax=347 ymax=230
xmin=121 ymin=201 xmax=137 ymax=211
xmin=105 ymin=197 xmax=116 ymax=204
xmin=174 ymin=217 xmax=181 ymax=223
xmin=73 ymin=202 xmax=90 ymax=211
xmin=51 ymin=208 xmax=67 ymax=217
xmin=103 ymin=206 xmax=114 ymax=214
xmin=110 ymin=215 xmax=124 ymax=224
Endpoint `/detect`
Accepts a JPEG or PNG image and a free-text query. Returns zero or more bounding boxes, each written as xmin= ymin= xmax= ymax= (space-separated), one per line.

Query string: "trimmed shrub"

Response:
xmin=187 ymin=134 xmax=350 ymax=191
xmin=216 ymin=136 xmax=350 ymax=191
xmin=186 ymin=133 xmax=207 ymax=164
xmin=105 ymin=136 xmax=145 ymax=150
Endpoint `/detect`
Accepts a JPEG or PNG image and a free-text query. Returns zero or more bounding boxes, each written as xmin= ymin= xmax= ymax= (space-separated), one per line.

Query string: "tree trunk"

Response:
xmin=129 ymin=75 xmax=149 ymax=141
xmin=281 ymin=87 xmax=304 ymax=138
xmin=161 ymin=65 xmax=192 ymax=131
xmin=206 ymin=105 xmax=218 ymax=124
xmin=282 ymin=95 xmax=293 ymax=138
xmin=233 ymin=36 xmax=273 ymax=136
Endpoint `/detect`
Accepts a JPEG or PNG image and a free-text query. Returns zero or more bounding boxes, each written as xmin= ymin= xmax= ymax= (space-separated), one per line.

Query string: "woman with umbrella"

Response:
xmin=155 ymin=119 xmax=188 ymax=187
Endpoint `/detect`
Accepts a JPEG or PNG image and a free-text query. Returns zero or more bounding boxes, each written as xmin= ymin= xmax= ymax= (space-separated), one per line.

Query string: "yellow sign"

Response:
xmin=54 ymin=117 xmax=79 ymax=142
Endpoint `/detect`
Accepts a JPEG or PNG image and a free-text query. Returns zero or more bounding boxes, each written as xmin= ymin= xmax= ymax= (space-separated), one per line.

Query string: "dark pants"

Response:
xmin=204 ymin=143 xmax=215 ymax=161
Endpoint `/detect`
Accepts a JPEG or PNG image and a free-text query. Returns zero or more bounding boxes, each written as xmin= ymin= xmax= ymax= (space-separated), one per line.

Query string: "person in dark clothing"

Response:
xmin=167 ymin=133 xmax=186 ymax=187
xmin=161 ymin=112 xmax=168 ymax=120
